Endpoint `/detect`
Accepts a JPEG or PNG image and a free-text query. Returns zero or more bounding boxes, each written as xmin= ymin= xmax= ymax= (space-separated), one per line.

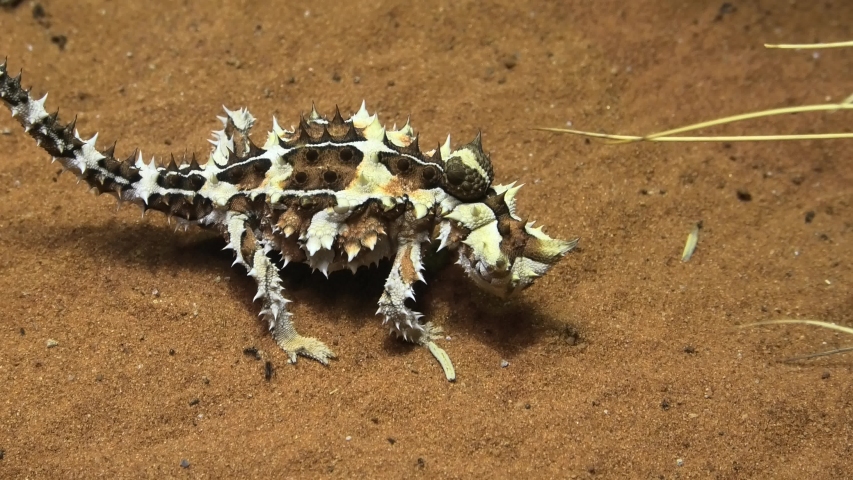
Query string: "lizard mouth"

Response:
xmin=457 ymin=245 xmax=517 ymax=298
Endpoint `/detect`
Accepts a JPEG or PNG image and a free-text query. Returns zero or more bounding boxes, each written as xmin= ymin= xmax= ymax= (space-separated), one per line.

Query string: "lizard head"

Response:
xmin=438 ymin=183 xmax=578 ymax=298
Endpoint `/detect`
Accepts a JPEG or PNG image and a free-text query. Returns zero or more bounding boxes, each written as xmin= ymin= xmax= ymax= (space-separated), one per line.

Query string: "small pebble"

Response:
xmin=502 ymin=54 xmax=518 ymax=69
xmin=500 ymin=360 xmax=510 ymax=368
xmin=736 ymin=189 xmax=752 ymax=202
xmin=180 ymin=459 xmax=190 ymax=469
xmin=345 ymin=436 xmax=352 ymax=441
xmin=46 ymin=339 xmax=59 ymax=348
xmin=243 ymin=347 xmax=261 ymax=360
xmin=676 ymin=458 xmax=684 ymax=467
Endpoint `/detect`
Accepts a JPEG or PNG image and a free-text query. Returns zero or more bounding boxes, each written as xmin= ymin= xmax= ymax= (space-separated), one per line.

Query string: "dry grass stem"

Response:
xmin=537 ymin=102 xmax=853 ymax=144
xmin=765 ymin=41 xmax=853 ymax=49
xmin=742 ymin=319 xmax=853 ymax=361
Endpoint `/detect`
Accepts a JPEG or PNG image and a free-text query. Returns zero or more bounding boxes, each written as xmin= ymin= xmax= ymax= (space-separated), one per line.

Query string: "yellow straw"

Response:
xmin=765 ymin=41 xmax=853 ymax=49
xmin=537 ymin=102 xmax=853 ymax=144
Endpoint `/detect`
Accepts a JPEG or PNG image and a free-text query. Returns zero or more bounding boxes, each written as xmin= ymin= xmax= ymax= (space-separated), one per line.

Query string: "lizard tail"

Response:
xmin=0 ymin=59 xmax=214 ymax=223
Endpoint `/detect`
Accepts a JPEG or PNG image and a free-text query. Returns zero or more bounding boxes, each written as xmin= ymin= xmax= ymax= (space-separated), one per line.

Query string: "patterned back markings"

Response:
xmin=283 ymin=145 xmax=363 ymax=192
xmin=280 ymin=107 xmax=364 ymax=192
xmin=377 ymin=135 xmax=443 ymax=193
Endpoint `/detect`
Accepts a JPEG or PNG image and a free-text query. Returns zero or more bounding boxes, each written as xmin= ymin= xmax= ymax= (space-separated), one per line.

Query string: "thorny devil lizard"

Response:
xmin=0 ymin=61 xmax=577 ymax=381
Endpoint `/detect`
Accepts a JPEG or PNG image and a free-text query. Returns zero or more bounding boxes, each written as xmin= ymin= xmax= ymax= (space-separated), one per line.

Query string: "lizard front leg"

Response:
xmin=377 ymin=231 xmax=456 ymax=381
xmin=224 ymin=212 xmax=334 ymax=365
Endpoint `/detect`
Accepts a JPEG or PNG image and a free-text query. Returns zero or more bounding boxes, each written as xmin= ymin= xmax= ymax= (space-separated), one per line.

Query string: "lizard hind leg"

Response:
xmin=225 ymin=212 xmax=335 ymax=365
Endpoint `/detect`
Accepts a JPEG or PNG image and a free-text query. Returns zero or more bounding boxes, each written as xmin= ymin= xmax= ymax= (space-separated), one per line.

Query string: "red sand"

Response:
xmin=1 ymin=1 xmax=852 ymax=478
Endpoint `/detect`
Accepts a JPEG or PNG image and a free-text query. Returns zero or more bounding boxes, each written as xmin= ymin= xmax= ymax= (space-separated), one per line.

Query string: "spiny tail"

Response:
xmin=0 ymin=60 xmax=213 ymax=223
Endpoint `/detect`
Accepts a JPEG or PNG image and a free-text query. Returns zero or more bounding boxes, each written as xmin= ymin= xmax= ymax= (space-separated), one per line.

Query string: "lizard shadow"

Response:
xmin=25 ymin=220 xmax=580 ymax=361
xmin=412 ymin=266 xmax=579 ymax=361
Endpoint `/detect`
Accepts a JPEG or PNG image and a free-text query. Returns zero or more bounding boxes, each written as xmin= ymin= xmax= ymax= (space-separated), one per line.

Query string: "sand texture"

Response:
xmin=1 ymin=1 xmax=852 ymax=478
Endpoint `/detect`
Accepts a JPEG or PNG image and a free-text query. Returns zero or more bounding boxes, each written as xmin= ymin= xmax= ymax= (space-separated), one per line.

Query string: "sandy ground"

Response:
xmin=1 ymin=0 xmax=852 ymax=478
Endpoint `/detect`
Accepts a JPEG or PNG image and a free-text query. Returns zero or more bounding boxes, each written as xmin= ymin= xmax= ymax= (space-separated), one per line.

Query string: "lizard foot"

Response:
xmin=275 ymin=333 xmax=336 ymax=365
xmin=419 ymin=323 xmax=456 ymax=382
xmin=427 ymin=341 xmax=456 ymax=382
